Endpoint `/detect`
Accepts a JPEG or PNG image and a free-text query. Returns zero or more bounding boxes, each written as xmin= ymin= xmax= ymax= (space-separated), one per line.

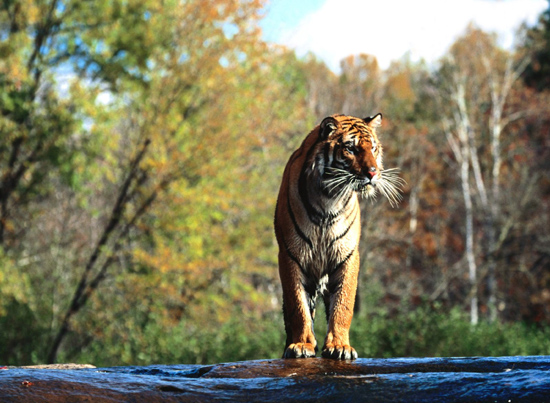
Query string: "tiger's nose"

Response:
xmin=364 ymin=166 xmax=377 ymax=179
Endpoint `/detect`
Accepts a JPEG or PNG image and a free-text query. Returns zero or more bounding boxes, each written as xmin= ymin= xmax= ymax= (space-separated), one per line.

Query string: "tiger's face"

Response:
xmin=316 ymin=114 xmax=403 ymax=206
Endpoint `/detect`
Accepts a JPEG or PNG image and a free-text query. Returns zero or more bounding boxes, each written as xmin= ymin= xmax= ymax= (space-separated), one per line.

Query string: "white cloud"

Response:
xmin=276 ymin=0 xmax=547 ymax=71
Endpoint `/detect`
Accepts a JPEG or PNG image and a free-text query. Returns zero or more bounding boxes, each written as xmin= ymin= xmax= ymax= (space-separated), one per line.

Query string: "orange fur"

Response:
xmin=274 ymin=114 xmax=386 ymax=360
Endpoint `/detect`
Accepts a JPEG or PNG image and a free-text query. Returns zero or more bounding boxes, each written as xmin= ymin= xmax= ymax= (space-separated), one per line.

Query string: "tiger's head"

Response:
xmin=314 ymin=113 xmax=404 ymax=207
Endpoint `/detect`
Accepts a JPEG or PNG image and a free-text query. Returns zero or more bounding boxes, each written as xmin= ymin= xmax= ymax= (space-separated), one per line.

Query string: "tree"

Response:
xmin=45 ymin=0 xmax=273 ymax=362
xmin=339 ymin=54 xmax=382 ymax=116
xmin=0 ymin=0 xmax=180 ymax=363
xmin=300 ymin=53 xmax=342 ymax=121
xmin=0 ymin=0 xmax=172 ymax=249
xmin=1 ymin=0 xmax=293 ymax=364
xmin=522 ymin=2 xmax=550 ymax=91
xmin=437 ymin=25 xmax=536 ymax=324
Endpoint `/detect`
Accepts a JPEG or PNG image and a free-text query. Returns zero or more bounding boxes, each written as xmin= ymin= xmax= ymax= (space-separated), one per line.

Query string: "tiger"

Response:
xmin=274 ymin=113 xmax=403 ymax=360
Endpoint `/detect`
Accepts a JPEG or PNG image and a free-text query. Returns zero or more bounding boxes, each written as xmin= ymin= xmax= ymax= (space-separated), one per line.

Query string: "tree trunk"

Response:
xmin=461 ymin=151 xmax=478 ymax=326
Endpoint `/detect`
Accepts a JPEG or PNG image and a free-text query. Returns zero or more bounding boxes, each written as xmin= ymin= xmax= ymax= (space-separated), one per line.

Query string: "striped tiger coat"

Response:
xmin=274 ymin=113 xmax=403 ymax=360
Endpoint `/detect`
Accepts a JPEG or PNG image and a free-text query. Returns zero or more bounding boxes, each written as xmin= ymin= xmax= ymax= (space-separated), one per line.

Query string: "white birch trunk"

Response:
xmin=445 ymin=80 xmax=479 ymax=325
xmin=482 ymin=53 xmax=530 ymax=322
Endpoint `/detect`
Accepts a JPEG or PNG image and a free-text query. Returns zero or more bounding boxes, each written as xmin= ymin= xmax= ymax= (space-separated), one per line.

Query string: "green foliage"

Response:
xmin=48 ymin=304 xmax=550 ymax=366
xmin=0 ymin=298 xmax=49 ymax=365
xmin=351 ymin=305 xmax=550 ymax=359
xmin=0 ymin=251 xmax=48 ymax=364
xmin=64 ymin=308 xmax=284 ymax=366
xmin=522 ymin=5 xmax=550 ymax=91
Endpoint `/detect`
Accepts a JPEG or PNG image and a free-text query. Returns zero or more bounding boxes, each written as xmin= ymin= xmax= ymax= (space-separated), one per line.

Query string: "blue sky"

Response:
xmin=260 ymin=0 xmax=325 ymax=43
xmin=260 ymin=0 xmax=548 ymax=71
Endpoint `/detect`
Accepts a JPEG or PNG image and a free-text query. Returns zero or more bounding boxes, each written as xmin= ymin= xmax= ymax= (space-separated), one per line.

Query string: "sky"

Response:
xmin=260 ymin=0 xmax=548 ymax=71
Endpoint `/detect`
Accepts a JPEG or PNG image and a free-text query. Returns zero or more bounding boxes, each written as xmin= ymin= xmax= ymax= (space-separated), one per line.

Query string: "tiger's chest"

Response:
xmin=286 ymin=189 xmax=361 ymax=279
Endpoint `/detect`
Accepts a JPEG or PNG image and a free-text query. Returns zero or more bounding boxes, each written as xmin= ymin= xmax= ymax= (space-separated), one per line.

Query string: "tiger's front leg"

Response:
xmin=322 ymin=248 xmax=359 ymax=360
xmin=279 ymin=251 xmax=317 ymax=358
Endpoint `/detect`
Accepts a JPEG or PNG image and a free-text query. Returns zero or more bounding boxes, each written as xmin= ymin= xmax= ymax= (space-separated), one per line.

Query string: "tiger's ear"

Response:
xmin=364 ymin=113 xmax=382 ymax=129
xmin=319 ymin=116 xmax=338 ymax=139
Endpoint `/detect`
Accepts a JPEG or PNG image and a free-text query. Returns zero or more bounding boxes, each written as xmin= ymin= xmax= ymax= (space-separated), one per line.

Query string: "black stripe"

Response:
xmin=323 ymin=143 xmax=331 ymax=167
xmin=287 ymin=192 xmax=313 ymax=249
xmin=301 ymin=187 xmax=354 ymax=227
xmin=324 ymin=191 xmax=354 ymax=227
xmin=298 ymin=144 xmax=325 ymax=225
xmin=328 ymin=207 xmax=359 ymax=248
xmin=331 ymin=248 xmax=356 ymax=276
xmin=327 ymin=248 xmax=357 ymax=295
xmin=320 ymin=185 xmax=332 ymax=199
xmin=302 ymin=278 xmax=318 ymax=307
xmin=282 ymin=236 xmax=307 ymax=276
xmin=332 ymin=144 xmax=340 ymax=167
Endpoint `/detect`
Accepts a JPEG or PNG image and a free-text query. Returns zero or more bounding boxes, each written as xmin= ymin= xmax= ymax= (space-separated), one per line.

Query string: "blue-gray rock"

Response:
xmin=2 ymin=356 xmax=550 ymax=402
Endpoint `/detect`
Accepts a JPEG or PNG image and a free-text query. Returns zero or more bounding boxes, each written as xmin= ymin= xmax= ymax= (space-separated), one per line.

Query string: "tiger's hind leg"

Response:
xmin=279 ymin=252 xmax=317 ymax=358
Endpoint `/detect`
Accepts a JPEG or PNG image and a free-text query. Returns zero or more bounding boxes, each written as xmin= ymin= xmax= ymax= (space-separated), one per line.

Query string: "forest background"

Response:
xmin=1 ymin=0 xmax=550 ymax=366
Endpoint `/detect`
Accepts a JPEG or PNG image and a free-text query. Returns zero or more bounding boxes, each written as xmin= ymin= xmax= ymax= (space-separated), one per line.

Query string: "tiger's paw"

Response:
xmin=322 ymin=344 xmax=358 ymax=360
xmin=283 ymin=343 xmax=317 ymax=358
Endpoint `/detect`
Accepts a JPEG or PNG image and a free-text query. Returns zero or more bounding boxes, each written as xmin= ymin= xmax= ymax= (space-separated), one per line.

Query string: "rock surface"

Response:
xmin=2 ymin=356 xmax=550 ymax=402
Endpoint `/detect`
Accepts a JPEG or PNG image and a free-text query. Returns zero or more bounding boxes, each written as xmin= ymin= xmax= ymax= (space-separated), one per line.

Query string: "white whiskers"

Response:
xmin=324 ymin=167 xmax=406 ymax=208
xmin=371 ymin=168 xmax=406 ymax=208
xmin=322 ymin=167 xmax=355 ymax=200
